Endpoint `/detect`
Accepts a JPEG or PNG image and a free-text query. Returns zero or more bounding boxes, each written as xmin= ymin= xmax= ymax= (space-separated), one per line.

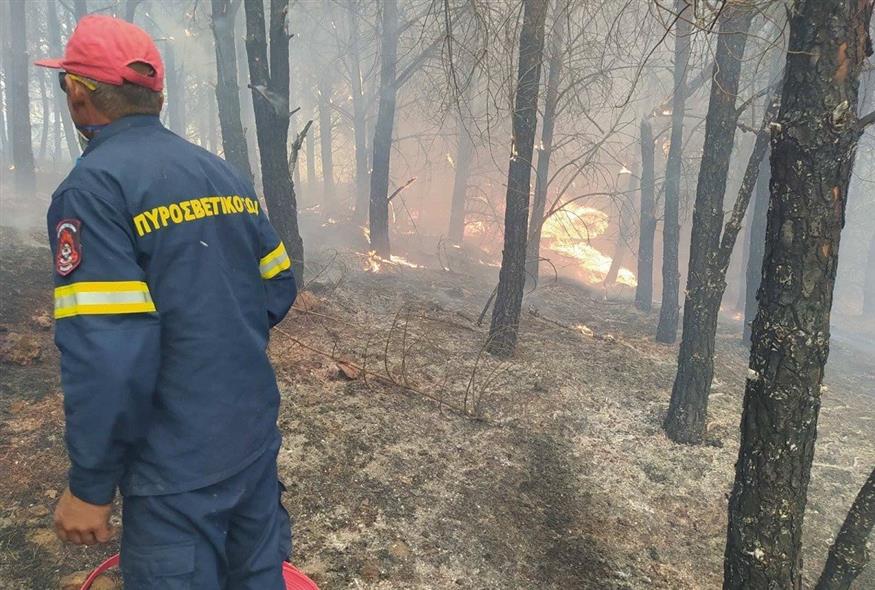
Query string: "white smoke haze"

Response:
xmin=0 ymin=1 xmax=873 ymax=588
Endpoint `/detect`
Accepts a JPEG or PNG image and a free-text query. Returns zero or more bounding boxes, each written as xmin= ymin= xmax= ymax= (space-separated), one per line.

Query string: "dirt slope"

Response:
xmin=1 ymin=227 xmax=872 ymax=589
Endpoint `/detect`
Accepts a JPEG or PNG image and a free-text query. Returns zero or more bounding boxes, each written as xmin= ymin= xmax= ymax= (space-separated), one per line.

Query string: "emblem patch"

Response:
xmin=55 ymin=219 xmax=82 ymax=276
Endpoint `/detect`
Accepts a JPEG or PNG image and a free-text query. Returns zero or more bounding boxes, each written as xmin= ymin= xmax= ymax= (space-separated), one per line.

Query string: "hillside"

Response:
xmin=1 ymin=224 xmax=872 ymax=589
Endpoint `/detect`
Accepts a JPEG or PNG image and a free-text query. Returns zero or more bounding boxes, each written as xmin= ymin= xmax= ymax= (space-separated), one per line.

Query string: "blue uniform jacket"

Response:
xmin=47 ymin=115 xmax=297 ymax=505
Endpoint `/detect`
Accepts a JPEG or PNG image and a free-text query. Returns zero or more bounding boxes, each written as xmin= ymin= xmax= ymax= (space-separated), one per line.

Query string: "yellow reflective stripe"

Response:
xmin=262 ymin=255 xmax=291 ymax=279
xmin=260 ymin=242 xmax=291 ymax=279
xmin=54 ymin=281 xmax=156 ymax=319
xmin=260 ymin=243 xmax=286 ymax=267
xmin=54 ymin=280 xmax=151 ymax=297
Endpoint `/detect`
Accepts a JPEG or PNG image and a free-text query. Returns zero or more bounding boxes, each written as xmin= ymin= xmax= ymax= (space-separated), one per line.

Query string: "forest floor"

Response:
xmin=1 ymin=219 xmax=873 ymax=590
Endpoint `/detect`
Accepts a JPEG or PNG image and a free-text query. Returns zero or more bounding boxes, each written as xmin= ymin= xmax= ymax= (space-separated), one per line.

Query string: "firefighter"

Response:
xmin=36 ymin=15 xmax=296 ymax=588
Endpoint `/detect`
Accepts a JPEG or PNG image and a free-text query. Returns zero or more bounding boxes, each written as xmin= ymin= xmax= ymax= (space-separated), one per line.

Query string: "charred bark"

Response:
xmin=73 ymin=0 xmax=87 ymax=20
xmin=0 ymin=3 xmax=8 ymax=166
xmin=124 ymin=0 xmax=142 ymax=22
xmin=447 ymin=114 xmax=474 ymax=245
xmin=636 ymin=118 xmax=657 ymax=311
xmin=663 ymin=4 xmax=755 ymax=444
xmin=8 ymin=0 xmax=36 ymax=195
xmin=211 ymin=0 xmax=254 ymax=181
xmin=486 ymin=0 xmax=548 ymax=357
xmin=349 ymin=6 xmax=369 ymax=224
xmin=743 ymin=148 xmax=769 ymax=341
xmin=525 ymin=24 xmax=562 ymax=288
xmin=815 ymin=467 xmax=875 ymax=590
xmin=244 ymin=0 xmax=305 ymax=283
xmin=655 ymin=0 xmax=692 ymax=344
xmin=723 ymin=0 xmax=873 ymax=587
xmin=164 ymin=43 xmax=186 ymax=136
xmin=47 ymin=0 xmax=78 ymax=160
xmin=368 ymin=0 xmax=399 ymax=257
xmin=305 ymin=114 xmax=317 ymax=189
xmin=605 ymin=168 xmax=637 ymax=286
xmin=38 ymin=69 xmax=50 ymax=162
xmin=317 ymin=74 xmax=336 ymax=211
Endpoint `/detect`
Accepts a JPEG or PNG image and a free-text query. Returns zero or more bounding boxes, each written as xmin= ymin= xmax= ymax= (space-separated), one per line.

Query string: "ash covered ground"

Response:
xmin=1 ymin=221 xmax=872 ymax=589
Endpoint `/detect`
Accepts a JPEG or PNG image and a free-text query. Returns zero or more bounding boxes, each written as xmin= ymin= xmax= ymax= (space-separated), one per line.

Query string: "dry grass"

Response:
xmin=1 ymin=228 xmax=872 ymax=589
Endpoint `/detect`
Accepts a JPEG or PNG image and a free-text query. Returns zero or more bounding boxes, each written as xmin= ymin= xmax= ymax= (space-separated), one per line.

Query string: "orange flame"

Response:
xmin=360 ymin=251 xmax=423 ymax=273
xmin=540 ymin=204 xmax=637 ymax=287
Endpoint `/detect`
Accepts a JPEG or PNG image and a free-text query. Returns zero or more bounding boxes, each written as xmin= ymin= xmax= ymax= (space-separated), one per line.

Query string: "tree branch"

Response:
xmin=387 ymin=177 xmax=417 ymax=202
xmin=858 ymin=109 xmax=875 ymax=130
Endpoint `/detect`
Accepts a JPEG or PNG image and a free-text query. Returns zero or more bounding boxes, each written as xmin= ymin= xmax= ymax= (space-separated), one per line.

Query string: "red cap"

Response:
xmin=35 ymin=15 xmax=164 ymax=92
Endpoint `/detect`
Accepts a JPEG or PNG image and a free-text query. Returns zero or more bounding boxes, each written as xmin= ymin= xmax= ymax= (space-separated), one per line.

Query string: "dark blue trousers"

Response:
xmin=120 ymin=444 xmax=292 ymax=589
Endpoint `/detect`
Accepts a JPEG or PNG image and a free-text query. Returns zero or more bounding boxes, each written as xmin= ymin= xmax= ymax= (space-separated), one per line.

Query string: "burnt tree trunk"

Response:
xmin=38 ymin=69 xmax=50 ymax=162
xmin=524 ymin=24 xmax=562 ymax=288
xmin=605 ymin=168 xmax=638 ymax=286
xmin=447 ymin=112 xmax=474 ymax=245
xmin=663 ymin=4 xmax=755 ymax=444
xmin=8 ymin=0 xmax=36 ymax=196
xmin=349 ymin=6 xmax=370 ymax=224
xmin=73 ymin=0 xmax=87 ymax=20
xmin=734 ymin=166 xmax=753 ymax=312
xmin=723 ymin=0 xmax=873 ymax=587
xmin=743 ymin=148 xmax=770 ymax=341
xmin=164 ymin=43 xmax=186 ymax=136
xmin=244 ymin=0 xmax=305 ymax=283
xmin=815 ymin=467 xmax=875 ymax=590
xmin=636 ymin=118 xmax=657 ymax=311
xmin=47 ymin=0 xmax=78 ymax=160
xmin=368 ymin=0 xmax=399 ymax=258
xmin=305 ymin=114 xmax=317 ymax=189
xmin=665 ymin=87 xmax=779 ymax=443
xmin=235 ymin=5 xmax=258 ymax=181
xmin=486 ymin=0 xmax=548 ymax=357
xmin=0 ymin=1 xmax=8 ymax=167
xmin=655 ymin=0 xmax=692 ymax=344
xmin=123 ymin=0 xmax=141 ymax=22
xmin=317 ymin=74 xmax=336 ymax=211
xmin=211 ymin=0 xmax=253 ymax=181
xmin=863 ymin=232 xmax=875 ymax=316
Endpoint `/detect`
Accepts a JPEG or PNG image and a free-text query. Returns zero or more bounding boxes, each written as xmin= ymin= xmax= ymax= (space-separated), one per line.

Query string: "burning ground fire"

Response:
xmin=539 ymin=204 xmax=637 ymax=287
xmin=361 ymin=250 xmax=423 ymax=273
xmin=354 ymin=205 xmax=635 ymax=286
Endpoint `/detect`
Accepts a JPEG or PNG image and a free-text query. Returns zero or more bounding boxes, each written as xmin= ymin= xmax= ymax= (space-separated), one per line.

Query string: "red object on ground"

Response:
xmin=78 ymin=553 xmax=320 ymax=590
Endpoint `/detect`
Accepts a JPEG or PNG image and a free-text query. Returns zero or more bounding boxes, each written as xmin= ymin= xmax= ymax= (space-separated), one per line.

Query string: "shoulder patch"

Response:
xmin=55 ymin=219 xmax=82 ymax=276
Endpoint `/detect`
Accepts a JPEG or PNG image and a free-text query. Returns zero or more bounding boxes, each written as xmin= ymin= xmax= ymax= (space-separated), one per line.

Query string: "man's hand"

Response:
xmin=53 ymin=487 xmax=113 ymax=545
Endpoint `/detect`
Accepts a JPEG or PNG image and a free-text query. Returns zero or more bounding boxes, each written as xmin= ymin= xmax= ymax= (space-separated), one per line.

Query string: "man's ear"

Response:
xmin=66 ymin=77 xmax=90 ymax=114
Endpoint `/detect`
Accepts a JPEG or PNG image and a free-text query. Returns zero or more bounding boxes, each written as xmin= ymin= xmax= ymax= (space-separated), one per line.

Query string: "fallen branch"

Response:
xmin=272 ymin=325 xmax=472 ymax=417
